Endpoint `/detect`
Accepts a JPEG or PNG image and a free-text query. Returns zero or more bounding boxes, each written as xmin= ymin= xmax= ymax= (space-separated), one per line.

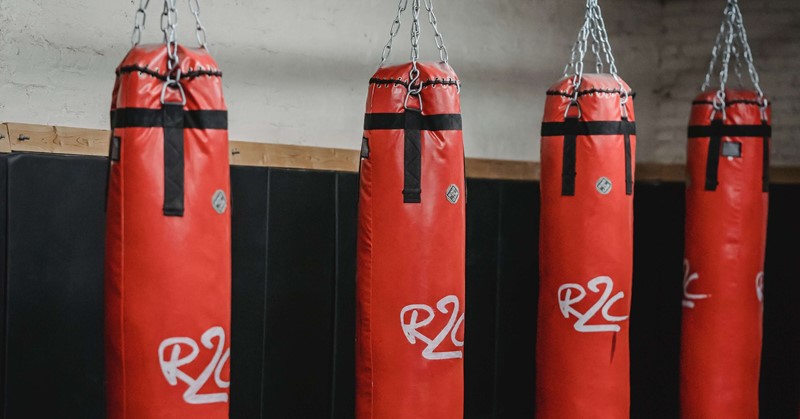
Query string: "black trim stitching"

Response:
xmin=369 ymin=77 xmax=460 ymax=89
xmin=546 ymin=88 xmax=636 ymax=99
xmin=117 ymin=65 xmax=223 ymax=81
xmin=691 ymin=99 xmax=765 ymax=107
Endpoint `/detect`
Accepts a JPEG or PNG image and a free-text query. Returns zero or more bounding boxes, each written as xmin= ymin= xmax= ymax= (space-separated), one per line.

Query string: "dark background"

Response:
xmin=0 ymin=152 xmax=797 ymax=418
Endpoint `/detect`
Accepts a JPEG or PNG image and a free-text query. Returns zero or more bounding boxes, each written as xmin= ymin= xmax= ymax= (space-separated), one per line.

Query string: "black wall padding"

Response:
xmin=464 ymin=179 xmax=501 ymax=418
xmin=331 ymin=173 xmax=358 ymax=419
xmin=228 ymin=168 xmax=358 ymax=418
xmin=0 ymin=155 xmax=7 ymax=413
xmin=3 ymin=154 xmax=106 ymax=419
xmin=760 ymin=185 xmax=800 ymax=419
xmin=630 ymin=183 xmax=685 ymax=419
xmin=463 ymin=179 xmax=540 ymax=419
xmin=492 ymin=181 xmax=540 ymax=418
xmin=230 ymin=166 xmax=269 ymax=418
xmin=0 ymin=153 xmax=797 ymax=418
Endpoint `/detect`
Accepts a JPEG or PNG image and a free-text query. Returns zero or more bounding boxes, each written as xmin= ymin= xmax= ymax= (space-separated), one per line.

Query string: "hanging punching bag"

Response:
xmin=536 ymin=1 xmax=635 ymax=417
xmin=356 ymin=1 xmax=465 ymax=418
xmin=105 ymin=2 xmax=231 ymax=418
xmin=681 ymin=2 xmax=769 ymax=417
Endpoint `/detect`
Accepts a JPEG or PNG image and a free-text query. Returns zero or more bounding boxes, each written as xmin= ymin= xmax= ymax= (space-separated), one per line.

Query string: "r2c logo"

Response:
xmin=682 ymin=259 xmax=710 ymax=309
xmin=558 ymin=276 xmax=628 ymax=333
xmin=400 ymin=295 xmax=465 ymax=360
xmin=158 ymin=326 xmax=231 ymax=404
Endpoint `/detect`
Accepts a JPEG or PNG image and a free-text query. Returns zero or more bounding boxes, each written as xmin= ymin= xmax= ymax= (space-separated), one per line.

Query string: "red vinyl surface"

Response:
xmin=537 ymin=74 xmax=636 ymax=418
xmin=356 ymin=62 xmax=465 ymax=419
xmin=105 ymin=45 xmax=231 ymax=418
xmin=681 ymin=89 xmax=770 ymax=419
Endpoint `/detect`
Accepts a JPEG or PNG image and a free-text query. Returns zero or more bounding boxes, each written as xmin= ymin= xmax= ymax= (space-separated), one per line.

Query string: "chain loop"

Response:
xmin=424 ymin=0 xmax=449 ymax=63
xmin=380 ymin=0 xmax=409 ymax=66
xmin=161 ymin=0 xmax=186 ymax=105
xmin=703 ymin=0 xmax=766 ymax=119
xmin=564 ymin=0 xmax=625 ymax=110
xmin=131 ymin=0 xmax=151 ymax=46
xmin=188 ymin=0 xmax=209 ymax=49
xmin=379 ymin=0 xmax=451 ymax=67
xmin=405 ymin=0 xmax=423 ymax=110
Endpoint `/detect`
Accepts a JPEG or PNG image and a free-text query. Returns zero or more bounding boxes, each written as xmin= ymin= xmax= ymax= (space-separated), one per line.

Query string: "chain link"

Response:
xmin=380 ymin=0 xmax=409 ymax=66
xmin=188 ymin=0 xmax=208 ymax=49
xmin=703 ymin=0 xmax=766 ymax=118
xmin=379 ymin=0 xmax=451 ymax=67
xmin=131 ymin=0 xmax=151 ymax=46
xmin=405 ymin=0 xmax=423 ymax=109
xmin=424 ymin=0 xmax=449 ymax=63
xmin=161 ymin=0 xmax=185 ymax=105
xmin=564 ymin=0 xmax=625 ymax=110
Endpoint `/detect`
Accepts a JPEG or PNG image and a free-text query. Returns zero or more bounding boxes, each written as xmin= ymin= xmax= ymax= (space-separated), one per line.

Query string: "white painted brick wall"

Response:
xmin=655 ymin=0 xmax=800 ymax=166
xmin=0 ymin=0 xmax=796 ymax=165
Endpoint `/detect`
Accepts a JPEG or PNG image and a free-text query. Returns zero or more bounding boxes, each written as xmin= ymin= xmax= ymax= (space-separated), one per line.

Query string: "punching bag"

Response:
xmin=681 ymin=2 xmax=769 ymax=417
xmin=356 ymin=2 xmax=465 ymax=417
xmin=536 ymin=2 xmax=635 ymax=417
xmin=105 ymin=3 xmax=231 ymax=418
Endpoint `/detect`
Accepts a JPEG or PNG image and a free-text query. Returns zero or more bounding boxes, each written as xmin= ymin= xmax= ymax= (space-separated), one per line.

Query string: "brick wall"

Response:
xmin=654 ymin=0 xmax=800 ymax=166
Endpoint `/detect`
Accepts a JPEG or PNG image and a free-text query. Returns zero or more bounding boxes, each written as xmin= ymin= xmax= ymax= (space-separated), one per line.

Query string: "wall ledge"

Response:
xmin=2 ymin=122 xmax=798 ymax=184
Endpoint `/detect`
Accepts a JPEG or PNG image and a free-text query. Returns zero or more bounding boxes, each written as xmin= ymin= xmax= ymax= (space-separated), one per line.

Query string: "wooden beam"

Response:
xmin=636 ymin=163 xmax=686 ymax=183
xmin=2 ymin=122 xmax=799 ymax=184
xmin=229 ymin=142 xmax=359 ymax=172
xmin=0 ymin=124 xmax=11 ymax=153
xmin=6 ymin=122 xmax=109 ymax=156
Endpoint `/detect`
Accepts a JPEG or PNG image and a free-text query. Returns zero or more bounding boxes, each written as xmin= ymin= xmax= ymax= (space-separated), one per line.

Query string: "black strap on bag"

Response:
xmin=541 ymin=118 xmax=636 ymax=197
xmin=110 ymin=107 xmax=228 ymax=216
xmin=363 ymin=112 xmax=462 ymax=203
xmin=687 ymin=120 xmax=771 ymax=192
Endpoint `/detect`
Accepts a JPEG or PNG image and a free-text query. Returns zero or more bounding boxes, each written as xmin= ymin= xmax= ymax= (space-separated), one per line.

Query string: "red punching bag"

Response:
xmin=537 ymin=1 xmax=635 ymax=417
xmin=356 ymin=1 xmax=465 ymax=417
xmin=105 ymin=3 xmax=231 ymax=418
xmin=681 ymin=2 xmax=769 ymax=417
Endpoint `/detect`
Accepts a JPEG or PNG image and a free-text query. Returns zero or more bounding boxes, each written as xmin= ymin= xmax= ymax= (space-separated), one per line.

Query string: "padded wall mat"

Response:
xmin=0 ymin=153 xmax=796 ymax=418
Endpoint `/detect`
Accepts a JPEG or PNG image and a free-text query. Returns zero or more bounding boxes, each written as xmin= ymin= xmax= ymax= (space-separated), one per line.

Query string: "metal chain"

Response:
xmin=423 ymin=0 xmax=449 ymax=63
xmin=731 ymin=2 xmax=764 ymax=99
xmin=161 ymin=0 xmax=185 ymax=105
xmin=588 ymin=9 xmax=604 ymax=73
xmin=131 ymin=0 xmax=151 ymax=46
xmin=565 ymin=0 xmax=625 ymax=110
xmin=405 ymin=0 xmax=423 ymax=109
xmin=380 ymin=0 xmax=409 ymax=66
xmin=188 ymin=0 xmax=208 ymax=49
xmin=701 ymin=15 xmax=727 ymax=92
xmin=703 ymin=0 xmax=766 ymax=118
xmin=713 ymin=8 xmax=736 ymax=118
xmin=590 ymin=1 xmax=619 ymax=78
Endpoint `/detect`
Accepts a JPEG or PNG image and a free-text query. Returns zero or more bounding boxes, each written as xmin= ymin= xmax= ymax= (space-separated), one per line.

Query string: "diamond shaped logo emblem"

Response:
xmin=446 ymin=184 xmax=460 ymax=204
xmin=212 ymin=189 xmax=228 ymax=214
xmin=596 ymin=177 xmax=613 ymax=195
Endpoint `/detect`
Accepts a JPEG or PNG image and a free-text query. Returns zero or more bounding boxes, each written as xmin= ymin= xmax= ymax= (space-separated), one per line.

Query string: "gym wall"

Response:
xmin=0 ymin=153 xmax=798 ymax=418
xmin=0 ymin=0 xmax=799 ymax=418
